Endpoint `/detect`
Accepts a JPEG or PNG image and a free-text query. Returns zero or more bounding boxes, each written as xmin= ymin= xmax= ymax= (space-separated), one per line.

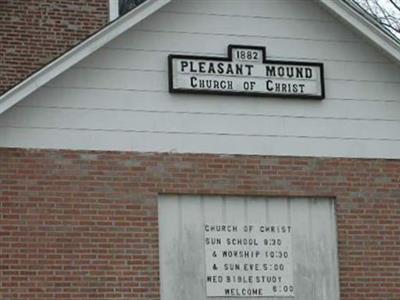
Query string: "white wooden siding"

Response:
xmin=160 ymin=0 xmax=336 ymax=21
xmin=0 ymin=0 xmax=400 ymax=158
xmin=158 ymin=196 xmax=339 ymax=300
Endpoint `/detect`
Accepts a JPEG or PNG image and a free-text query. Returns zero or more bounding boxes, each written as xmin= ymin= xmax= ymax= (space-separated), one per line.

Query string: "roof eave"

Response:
xmin=0 ymin=0 xmax=171 ymax=115
xmin=318 ymin=0 xmax=400 ymax=64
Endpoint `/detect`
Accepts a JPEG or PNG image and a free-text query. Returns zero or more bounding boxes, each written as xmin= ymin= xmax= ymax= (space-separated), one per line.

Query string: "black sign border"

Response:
xmin=168 ymin=45 xmax=325 ymax=100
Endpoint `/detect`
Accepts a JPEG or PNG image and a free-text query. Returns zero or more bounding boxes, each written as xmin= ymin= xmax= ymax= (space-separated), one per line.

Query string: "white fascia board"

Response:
xmin=0 ymin=0 xmax=171 ymax=115
xmin=318 ymin=0 xmax=400 ymax=64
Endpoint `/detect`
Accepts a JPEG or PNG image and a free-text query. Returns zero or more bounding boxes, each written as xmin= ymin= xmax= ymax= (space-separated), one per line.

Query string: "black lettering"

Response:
xmin=217 ymin=63 xmax=225 ymax=74
xmin=286 ymin=67 xmax=294 ymax=78
xmin=208 ymin=62 xmax=216 ymax=74
xmin=296 ymin=67 xmax=304 ymax=78
xmin=245 ymin=64 xmax=254 ymax=76
xmin=266 ymin=80 xmax=273 ymax=91
xmin=181 ymin=61 xmax=189 ymax=72
xmin=305 ymin=67 xmax=313 ymax=78
xmin=208 ymin=276 xmax=223 ymax=283
xmin=266 ymin=66 xmax=276 ymax=77
xmin=277 ymin=67 xmax=285 ymax=77
xmin=198 ymin=62 xmax=206 ymax=73
xmin=190 ymin=61 xmax=197 ymax=73
xmin=205 ymin=238 xmax=221 ymax=245
xmin=226 ymin=64 xmax=234 ymax=75
xmin=190 ymin=76 xmax=197 ymax=88
xmin=235 ymin=64 xmax=243 ymax=75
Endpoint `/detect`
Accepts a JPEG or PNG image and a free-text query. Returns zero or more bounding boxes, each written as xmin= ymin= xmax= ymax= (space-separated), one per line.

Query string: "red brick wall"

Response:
xmin=0 ymin=148 xmax=399 ymax=300
xmin=0 ymin=0 xmax=108 ymax=95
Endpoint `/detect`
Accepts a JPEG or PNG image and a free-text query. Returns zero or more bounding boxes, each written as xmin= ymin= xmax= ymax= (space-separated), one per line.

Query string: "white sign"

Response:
xmin=169 ymin=45 xmax=324 ymax=99
xmin=204 ymin=224 xmax=294 ymax=297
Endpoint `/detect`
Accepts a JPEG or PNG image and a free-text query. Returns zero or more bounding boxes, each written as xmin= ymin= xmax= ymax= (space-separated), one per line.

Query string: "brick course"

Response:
xmin=0 ymin=0 xmax=108 ymax=95
xmin=0 ymin=148 xmax=399 ymax=300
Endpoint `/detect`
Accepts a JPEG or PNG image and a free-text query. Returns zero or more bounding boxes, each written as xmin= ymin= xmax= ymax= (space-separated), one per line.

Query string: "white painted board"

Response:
xmin=158 ymin=196 xmax=339 ymax=300
xmin=204 ymin=224 xmax=294 ymax=297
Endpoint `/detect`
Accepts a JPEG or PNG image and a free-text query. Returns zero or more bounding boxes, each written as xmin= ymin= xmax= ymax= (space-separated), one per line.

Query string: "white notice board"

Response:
xmin=158 ymin=196 xmax=339 ymax=300
xmin=204 ymin=224 xmax=294 ymax=297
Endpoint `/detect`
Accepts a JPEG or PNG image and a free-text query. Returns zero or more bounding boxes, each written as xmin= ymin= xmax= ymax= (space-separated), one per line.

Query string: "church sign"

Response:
xmin=169 ymin=45 xmax=324 ymax=99
xmin=204 ymin=223 xmax=294 ymax=297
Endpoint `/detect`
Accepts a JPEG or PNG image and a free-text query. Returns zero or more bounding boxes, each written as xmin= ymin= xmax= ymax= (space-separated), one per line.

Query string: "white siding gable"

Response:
xmin=0 ymin=0 xmax=400 ymax=158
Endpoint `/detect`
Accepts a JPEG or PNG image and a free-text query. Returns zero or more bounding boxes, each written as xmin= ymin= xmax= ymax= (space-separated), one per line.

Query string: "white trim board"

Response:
xmin=0 ymin=0 xmax=399 ymax=116
xmin=109 ymin=0 xmax=119 ymax=21
xmin=318 ymin=0 xmax=400 ymax=63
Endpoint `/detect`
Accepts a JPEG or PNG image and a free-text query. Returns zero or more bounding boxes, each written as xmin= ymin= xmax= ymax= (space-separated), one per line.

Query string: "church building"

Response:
xmin=0 ymin=1 xmax=399 ymax=299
